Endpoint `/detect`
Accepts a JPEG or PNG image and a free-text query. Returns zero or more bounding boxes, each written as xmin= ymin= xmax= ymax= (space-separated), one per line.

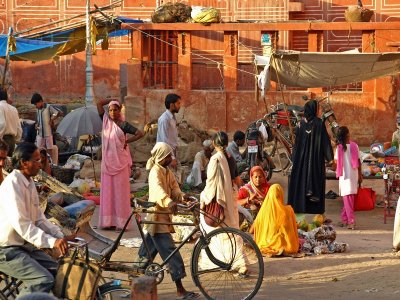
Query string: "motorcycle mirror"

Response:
xmin=302 ymin=95 xmax=308 ymax=101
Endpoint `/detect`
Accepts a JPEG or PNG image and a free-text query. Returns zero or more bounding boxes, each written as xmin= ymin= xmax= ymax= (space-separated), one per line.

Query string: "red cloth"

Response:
xmin=238 ymin=166 xmax=270 ymax=200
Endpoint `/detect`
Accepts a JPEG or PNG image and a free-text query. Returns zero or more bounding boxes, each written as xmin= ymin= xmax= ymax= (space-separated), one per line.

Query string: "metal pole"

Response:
xmin=2 ymin=27 xmax=13 ymax=89
xmin=85 ymin=0 xmax=94 ymax=104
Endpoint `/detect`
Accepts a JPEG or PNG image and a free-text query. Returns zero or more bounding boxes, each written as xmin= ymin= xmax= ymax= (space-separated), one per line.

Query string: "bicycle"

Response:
xmin=0 ymin=199 xmax=264 ymax=299
xmin=260 ymin=102 xmax=303 ymax=175
xmin=262 ymin=91 xmax=339 ymax=175
xmin=74 ymin=198 xmax=265 ymax=299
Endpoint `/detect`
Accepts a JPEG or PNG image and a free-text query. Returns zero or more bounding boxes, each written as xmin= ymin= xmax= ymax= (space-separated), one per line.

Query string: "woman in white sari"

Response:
xmin=200 ymin=131 xmax=247 ymax=274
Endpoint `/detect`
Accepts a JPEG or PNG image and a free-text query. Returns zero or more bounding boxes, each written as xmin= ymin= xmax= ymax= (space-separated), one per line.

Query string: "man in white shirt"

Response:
xmin=0 ymin=88 xmax=22 ymax=156
xmin=156 ymin=93 xmax=181 ymax=170
xmin=0 ymin=143 xmax=73 ymax=296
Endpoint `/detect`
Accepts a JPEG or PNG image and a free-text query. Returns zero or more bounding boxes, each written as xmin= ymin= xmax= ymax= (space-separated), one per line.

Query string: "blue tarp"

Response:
xmin=0 ymin=16 xmax=142 ymax=61
xmin=0 ymin=35 xmax=64 ymax=58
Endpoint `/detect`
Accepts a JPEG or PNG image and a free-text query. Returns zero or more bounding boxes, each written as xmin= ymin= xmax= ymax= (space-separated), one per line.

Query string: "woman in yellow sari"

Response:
xmin=250 ymin=184 xmax=299 ymax=256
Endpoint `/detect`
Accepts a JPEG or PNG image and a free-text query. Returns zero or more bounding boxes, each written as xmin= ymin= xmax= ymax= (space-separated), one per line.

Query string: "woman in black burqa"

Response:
xmin=288 ymin=100 xmax=334 ymax=214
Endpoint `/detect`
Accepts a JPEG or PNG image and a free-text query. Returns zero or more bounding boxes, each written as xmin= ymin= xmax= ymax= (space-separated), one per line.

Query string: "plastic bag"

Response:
xmin=191 ymin=6 xmax=220 ymax=23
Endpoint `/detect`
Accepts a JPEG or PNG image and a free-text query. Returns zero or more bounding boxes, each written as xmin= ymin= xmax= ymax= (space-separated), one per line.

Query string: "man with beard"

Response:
xmin=156 ymin=93 xmax=182 ymax=170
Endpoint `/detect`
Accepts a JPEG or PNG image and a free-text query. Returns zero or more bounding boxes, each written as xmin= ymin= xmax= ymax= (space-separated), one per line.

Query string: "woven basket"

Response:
xmin=345 ymin=6 xmax=373 ymax=22
xmin=51 ymin=165 xmax=76 ymax=184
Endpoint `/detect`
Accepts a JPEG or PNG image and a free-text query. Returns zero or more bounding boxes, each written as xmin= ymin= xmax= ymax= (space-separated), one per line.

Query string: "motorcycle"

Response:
xmin=244 ymin=119 xmax=274 ymax=181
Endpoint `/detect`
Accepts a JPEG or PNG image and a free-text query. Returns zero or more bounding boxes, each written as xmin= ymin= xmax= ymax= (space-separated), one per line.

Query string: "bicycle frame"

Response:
xmin=136 ymin=204 xmax=231 ymax=272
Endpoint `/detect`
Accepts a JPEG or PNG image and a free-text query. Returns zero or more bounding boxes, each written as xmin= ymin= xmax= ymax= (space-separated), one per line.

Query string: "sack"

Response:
xmin=204 ymin=199 xmax=225 ymax=227
xmin=354 ymin=187 xmax=376 ymax=211
xmin=54 ymin=244 xmax=102 ymax=300
xmin=192 ymin=7 xmax=221 ymax=23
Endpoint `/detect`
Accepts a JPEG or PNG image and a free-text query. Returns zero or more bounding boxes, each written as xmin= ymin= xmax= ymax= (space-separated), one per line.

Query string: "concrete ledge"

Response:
xmin=289 ymin=2 xmax=304 ymax=12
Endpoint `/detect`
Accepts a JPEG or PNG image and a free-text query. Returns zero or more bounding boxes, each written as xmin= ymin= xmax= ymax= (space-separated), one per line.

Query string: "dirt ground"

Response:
xmin=92 ymin=171 xmax=400 ymax=300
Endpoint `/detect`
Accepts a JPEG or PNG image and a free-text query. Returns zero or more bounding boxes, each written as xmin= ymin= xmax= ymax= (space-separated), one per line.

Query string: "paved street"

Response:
xmin=91 ymin=172 xmax=399 ymax=300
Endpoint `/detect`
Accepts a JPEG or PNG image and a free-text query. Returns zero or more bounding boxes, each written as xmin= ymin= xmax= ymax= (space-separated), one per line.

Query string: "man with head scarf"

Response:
xmin=186 ymin=139 xmax=214 ymax=189
xmin=288 ymin=100 xmax=334 ymax=216
xmin=136 ymin=142 xmax=199 ymax=300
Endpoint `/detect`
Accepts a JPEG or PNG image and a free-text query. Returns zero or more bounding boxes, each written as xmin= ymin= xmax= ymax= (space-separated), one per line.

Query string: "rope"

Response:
xmin=124 ymin=23 xmax=259 ymax=78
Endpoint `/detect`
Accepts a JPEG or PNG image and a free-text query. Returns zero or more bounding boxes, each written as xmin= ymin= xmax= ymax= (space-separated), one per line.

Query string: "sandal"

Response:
xmin=337 ymin=221 xmax=346 ymax=227
xmin=347 ymin=223 xmax=355 ymax=230
xmin=176 ymin=291 xmax=200 ymax=300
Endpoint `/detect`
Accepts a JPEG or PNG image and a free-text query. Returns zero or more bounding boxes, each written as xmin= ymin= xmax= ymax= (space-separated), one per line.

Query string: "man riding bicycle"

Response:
xmin=0 ymin=143 xmax=74 ymax=296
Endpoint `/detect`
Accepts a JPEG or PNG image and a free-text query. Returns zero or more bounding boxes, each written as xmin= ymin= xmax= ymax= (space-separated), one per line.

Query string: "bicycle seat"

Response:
xmin=133 ymin=199 xmax=156 ymax=208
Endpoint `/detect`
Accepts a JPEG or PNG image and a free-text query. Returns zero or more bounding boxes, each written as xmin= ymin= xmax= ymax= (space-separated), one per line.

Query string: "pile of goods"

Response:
xmin=152 ymin=2 xmax=220 ymax=24
xmin=298 ymin=225 xmax=348 ymax=255
xmin=297 ymin=215 xmax=348 ymax=255
xmin=344 ymin=1 xmax=373 ymax=22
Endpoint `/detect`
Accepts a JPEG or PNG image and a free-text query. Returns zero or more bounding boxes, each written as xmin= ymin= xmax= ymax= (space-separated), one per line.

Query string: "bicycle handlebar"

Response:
xmin=67 ymin=237 xmax=87 ymax=248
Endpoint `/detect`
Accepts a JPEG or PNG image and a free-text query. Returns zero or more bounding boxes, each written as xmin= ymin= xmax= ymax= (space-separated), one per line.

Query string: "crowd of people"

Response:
xmin=0 ymin=90 xmax=371 ymax=298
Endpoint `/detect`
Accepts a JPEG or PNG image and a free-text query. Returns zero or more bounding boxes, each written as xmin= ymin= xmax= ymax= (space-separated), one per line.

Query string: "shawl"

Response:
xmin=336 ymin=141 xmax=359 ymax=178
xmin=146 ymin=142 xmax=172 ymax=170
xmin=200 ymin=151 xmax=238 ymax=228
xmin=253 ymin=184 xmax=299 ymax=255
xmin=243 ymin=166 xmax=269 ymax=199
xmin=304 ymin=100 xmax=317 ymax=121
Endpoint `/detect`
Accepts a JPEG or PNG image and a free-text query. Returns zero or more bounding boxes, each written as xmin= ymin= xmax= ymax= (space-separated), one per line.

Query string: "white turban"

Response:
xmin=146 ymin=142 xmax=172 ymax=170
xmin=203 ymin=139 xmax=212 ymax=148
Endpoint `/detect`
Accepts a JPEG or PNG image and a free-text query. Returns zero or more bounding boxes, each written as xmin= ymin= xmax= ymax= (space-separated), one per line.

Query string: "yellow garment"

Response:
xmin=145 ymin=142 xmax=183 ymax=235
xmin=90 ymin=16 xmax=98 ymax=54
xmin=253 ymin=184 xmax=299 ymax=255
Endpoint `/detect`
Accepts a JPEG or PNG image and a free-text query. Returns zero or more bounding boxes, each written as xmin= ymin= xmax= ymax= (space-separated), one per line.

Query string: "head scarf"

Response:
xmin=246 ymin=166 xmax=269 ymax=199
xmin=146 ymin=142 xmax=172 ymax=170
xmin=253 ymin=184 xmax=299 ymax=255
xmin=108 ymin=100 xmax=124 ymax=121
xmin=108 ymin=100 xmax=121 ymax=108
xmin=203 ymin=139 xmax=212 ymax=148
xmin=304 ymin=100 xmax=318 ymax=121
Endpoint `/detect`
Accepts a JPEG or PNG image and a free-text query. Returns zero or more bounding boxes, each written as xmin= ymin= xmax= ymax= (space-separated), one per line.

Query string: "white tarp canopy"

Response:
xmin=255 ymin=50 xmax=400 ymax=88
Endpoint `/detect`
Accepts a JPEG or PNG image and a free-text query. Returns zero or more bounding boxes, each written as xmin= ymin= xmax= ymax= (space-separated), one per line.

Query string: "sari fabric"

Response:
xmin=253 ymin=184 xmax=299 ymax=255
xmin=238 ymin=166 xmax=270 ymax=201
xmin=99 ymin=113 xmax=132 ymax=229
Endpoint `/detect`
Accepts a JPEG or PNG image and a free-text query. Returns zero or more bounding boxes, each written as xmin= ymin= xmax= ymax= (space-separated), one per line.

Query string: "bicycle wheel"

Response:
xmin=96 ymin=279 xmax=131 ymax=300
xmin=191 ymin=227 xmax=264 ymax=300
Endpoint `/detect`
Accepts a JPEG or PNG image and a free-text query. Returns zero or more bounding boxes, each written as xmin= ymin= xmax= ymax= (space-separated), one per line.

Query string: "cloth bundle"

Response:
xmin=152 ymin=2 xmax=192 ymax=23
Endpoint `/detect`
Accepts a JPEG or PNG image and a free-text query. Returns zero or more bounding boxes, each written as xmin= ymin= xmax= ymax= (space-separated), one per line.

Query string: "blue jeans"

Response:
xmin=138 ymin=233 xmax=186 ymax=282
xmin=0 ymin=244 xmax=58 ymax=296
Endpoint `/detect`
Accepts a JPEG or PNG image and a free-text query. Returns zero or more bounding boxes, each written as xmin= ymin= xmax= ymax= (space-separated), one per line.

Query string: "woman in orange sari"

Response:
xmin=250 ymin=184 xmax=299 ymax=256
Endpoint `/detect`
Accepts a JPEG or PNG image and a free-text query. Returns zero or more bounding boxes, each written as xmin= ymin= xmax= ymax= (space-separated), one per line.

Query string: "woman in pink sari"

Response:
xmin=96 ymin=99 xmax=143 ymax=230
